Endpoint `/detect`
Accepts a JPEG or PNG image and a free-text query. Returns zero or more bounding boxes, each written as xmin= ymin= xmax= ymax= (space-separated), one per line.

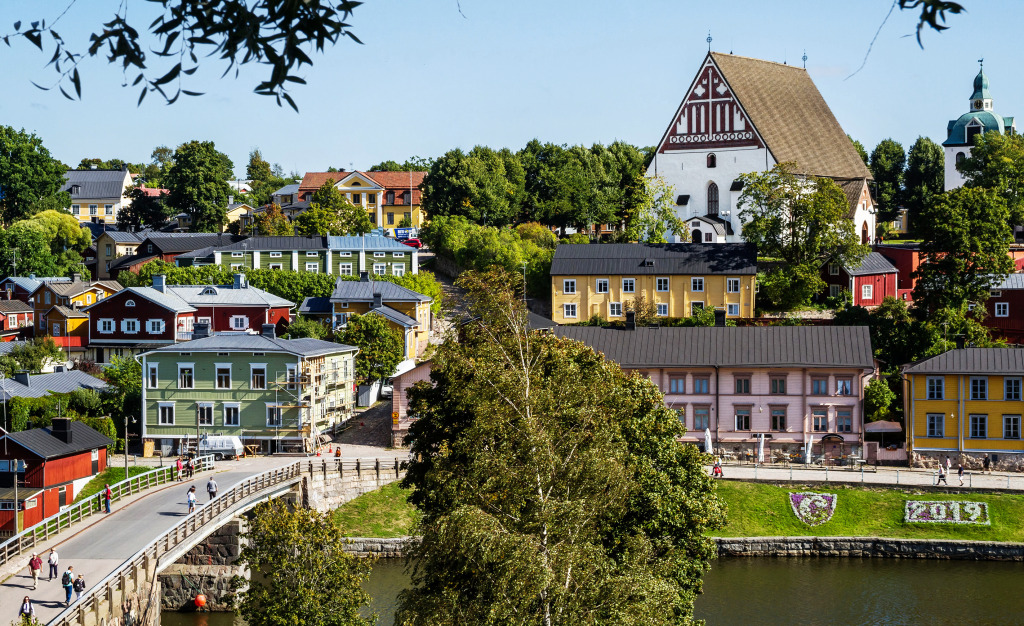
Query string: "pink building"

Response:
xmin=391 ymin=360 xmax=433 ymax=446
xmin=555 ymin=324 xmax=875 ymax=461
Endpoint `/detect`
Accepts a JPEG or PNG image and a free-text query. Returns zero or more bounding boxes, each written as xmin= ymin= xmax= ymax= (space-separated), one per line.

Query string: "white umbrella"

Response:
xmin=805 ymin=435 xmax=814 ymax=464
xmin=757 ymin=434 xmax=765 ymax=464
xmin=705 ymin=428 xmax=713 ymax=455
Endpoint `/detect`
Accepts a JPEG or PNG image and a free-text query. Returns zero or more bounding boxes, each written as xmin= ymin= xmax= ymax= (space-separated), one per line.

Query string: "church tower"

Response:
xmin=943 ymin=63 xmax=1016 ymax=190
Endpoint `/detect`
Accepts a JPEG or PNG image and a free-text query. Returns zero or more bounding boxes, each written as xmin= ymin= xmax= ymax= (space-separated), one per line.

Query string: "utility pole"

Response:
xmin=124 ymin=416 xmax=136 ymax=477
xmin=11 ymin=458 xmax=19 ymax=534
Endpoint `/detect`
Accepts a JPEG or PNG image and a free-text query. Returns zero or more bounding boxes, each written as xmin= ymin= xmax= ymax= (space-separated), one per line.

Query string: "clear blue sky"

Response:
xmin=1 ymin=1 xmax=1017 ymax=178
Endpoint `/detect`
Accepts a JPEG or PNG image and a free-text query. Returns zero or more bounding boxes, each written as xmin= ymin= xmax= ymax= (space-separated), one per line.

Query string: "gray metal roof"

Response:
xmin=553 ymin=326 xmax=874 ymax=369
xmin=329 ymin=278 xmax=430 ymax=303
xmin=903 ymin=348 xmax=1024 ymax=375
xmin=213 ymin=236 xmax=327 ymax=251
xmin=47 ymin=305 xmax=89 ymax=319
xmin=143 ymin=334 xmax=356 ymax=357
xmin=0 ymin=371 xmax=109 ymax=401
xmin=844 ymin=252 xmax=898 ymax=276
xmin=327 ymin=235 xmax=411 ymax=251
xmin=91 ymin=287 xmax=197 ymax=313
xmin=550 ymin=243 xmax=757 ymax=276
xmin=299 ymin=297 xmax=332 ymax=315
xmin=143 ymin=233 xmax=247 ymax=253
xmin=103 ymin=230 xmax=152 ymax=243
xmin=109 ymin=254 xmax=159 ymax=271
xmin=48 ymin=280 xmax=122 ymax=297
xmin=527 ymin=312 xmax=556 ymax=331
xmin=165 ymin=284 xmax=293 ymax=308
xmin=368 ymin=305 xmax=418 ymax=327
xmin=988 ymin=273 xmax=1024 ymax=290
xmin=0 ymin=276 xmax=70 ymax=294
xmin=174 ymin=246 xmax=219 ymax=260
xmin=6 ymin=421 xmax=114 ymax=459
xmin=62 ymin=169 xmax=130 ymax=200
xmin=273 ymin=183 xmax=300 ymax=196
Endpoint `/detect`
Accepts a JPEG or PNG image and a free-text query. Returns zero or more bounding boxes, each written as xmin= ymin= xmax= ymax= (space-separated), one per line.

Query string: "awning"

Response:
xmin=865 ymin=420 xmax=903 ymax=433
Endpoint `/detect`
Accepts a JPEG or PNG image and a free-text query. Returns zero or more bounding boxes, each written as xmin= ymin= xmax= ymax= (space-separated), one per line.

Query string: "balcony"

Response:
xmin=177 ymin=332 xmax=193 ymax=341
xmin=50 ymin=336 xmax=84 ymax=348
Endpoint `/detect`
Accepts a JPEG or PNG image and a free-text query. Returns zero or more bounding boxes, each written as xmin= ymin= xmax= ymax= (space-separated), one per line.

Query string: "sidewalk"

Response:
xmin=710 ymin=463 xmax=1024 ymax=491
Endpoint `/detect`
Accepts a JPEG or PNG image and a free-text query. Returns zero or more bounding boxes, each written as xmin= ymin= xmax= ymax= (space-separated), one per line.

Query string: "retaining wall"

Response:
xmin=302 ymin=458 xmax=405 ymax=513
xmin=714 ymin=536 xmax=1024 ymax=560
xmin=341 ymin=536 xmax=410 ymax=558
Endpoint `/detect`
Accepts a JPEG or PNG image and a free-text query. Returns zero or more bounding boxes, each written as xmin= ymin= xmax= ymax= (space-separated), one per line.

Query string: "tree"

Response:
xmin=369 ymin=156 xmax=433 ymax=171
xmin=958 ymin=131 xmax=1024 ymax=224
xmin=421 ymin=147 xmax=523 ymax=227
xmin=869 ymin=139 xmax=906 ymax=223
xmin=338 ymin=314 xmax=404 ymax=384
xmin=0 ymin=337 xmax=64 ymax=377
xmin=3 ymin=210 xmax=91 ymax=278
xmin=253 ymin=204 xmax=293 ymax=236
xmin=864 ymin=378 xmax=897 ymax=423
xmin=622 ymin=175 xmax=687 ymax=243
xmin=903 ymin=137 xmax=944 ymax=235
xmin=849 ymin=135 xmax=869 ymax=165
xmin=118 ymin=186 xmax=171 ymax=231
xmin=398 ymin=268 xmax=724 ymax=625
xmin=101 ymin=356 xmax=142 ymax=439
xmin=163 ymin=141 xmax=232 ymax=232
xmin=0 ymin=126 xmax=68 ymax=224
xmin=913 ymin=187 xmax=1013 ymax=312
xmin=295 ymin=179 xmax=371 ymax=236
xmin=233 ymin=501 xmax=372 ymax=626
xmin=246 ymin=149 xmax=273 ymax=185
xmin=243 ymin=148 xmax=288 ymax=207
xmin=285 ymin=316 xmax=328 ymax=340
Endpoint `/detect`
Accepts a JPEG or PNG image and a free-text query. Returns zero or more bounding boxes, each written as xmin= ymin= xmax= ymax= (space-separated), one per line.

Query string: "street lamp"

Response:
xmin=124 ymin=416 xmax=137 ymax=477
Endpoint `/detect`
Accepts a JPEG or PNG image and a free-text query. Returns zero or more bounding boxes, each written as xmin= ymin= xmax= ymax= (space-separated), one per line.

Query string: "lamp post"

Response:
xmin=124 ymin=416 xmax=137 ymax=477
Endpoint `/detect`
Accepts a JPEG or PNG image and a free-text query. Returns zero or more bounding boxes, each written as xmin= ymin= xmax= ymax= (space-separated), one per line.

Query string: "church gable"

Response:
xmin=658 ymin=56 xmax=764 ymax=154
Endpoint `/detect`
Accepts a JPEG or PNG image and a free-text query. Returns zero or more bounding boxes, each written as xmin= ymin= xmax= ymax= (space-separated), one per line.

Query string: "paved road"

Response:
xmin=711 ymin=462 xmax=1024 ymax=490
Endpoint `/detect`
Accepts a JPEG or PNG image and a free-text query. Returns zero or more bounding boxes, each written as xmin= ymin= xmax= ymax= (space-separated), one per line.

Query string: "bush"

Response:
xmin=285 ymin=316 xmax=328 ymax=339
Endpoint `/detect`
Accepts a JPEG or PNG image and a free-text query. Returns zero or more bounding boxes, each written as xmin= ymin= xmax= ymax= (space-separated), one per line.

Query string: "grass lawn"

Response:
xmin=714 ymin=480 xmax=1024 ymax=542
xmin=73 ymin=466 xmax=154 ymax=503
xmin=334 ymin=482 xmax=420 ymax=538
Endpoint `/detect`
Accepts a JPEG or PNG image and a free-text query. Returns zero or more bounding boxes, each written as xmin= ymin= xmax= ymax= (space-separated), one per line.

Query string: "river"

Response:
xmin=163 ymin=557 xmax=1024 ymax=625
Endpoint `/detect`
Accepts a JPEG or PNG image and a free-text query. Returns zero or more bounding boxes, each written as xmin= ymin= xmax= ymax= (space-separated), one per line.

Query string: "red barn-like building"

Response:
xmin=0 ymin=419 xmax=112 ymax=536
xmin=983 ymin=274 xmax=1024 ymax=343
xmin=823 ymin=252 xmax=898 ymax=308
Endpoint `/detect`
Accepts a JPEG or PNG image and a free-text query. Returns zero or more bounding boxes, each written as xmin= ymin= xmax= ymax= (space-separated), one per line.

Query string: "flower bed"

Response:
xmin=905 ymin=501 xmax=991 ymax=525
xmin=788 ymin=492 xmax=837 ymax=526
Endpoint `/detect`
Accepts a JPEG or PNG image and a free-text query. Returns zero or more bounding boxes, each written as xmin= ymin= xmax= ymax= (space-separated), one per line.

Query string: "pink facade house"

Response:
xmin=391 ymin=360 xmax=433 ymax=447
xmin=556 ymin=322 xmax=875 ymax=460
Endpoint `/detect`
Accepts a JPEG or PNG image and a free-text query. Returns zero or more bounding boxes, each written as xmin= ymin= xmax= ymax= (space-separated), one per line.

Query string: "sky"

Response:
xmin=1 ymin=1 xmax=1019 ymax=178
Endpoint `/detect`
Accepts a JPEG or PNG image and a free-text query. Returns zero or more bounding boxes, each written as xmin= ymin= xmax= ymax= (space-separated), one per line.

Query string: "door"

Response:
xmin=58 ymin=486 xmax=67 ymax=508
xmin=692 ymin=229 xmax=703 ymax=244
xmin=91 ymin=449 xmax=99 ymax=474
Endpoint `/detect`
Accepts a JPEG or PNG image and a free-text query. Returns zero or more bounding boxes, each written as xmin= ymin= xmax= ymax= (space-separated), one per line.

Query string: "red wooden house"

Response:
xmin=876 ymin=243 xmax=1024 ymax=303
xmin=0 ymin=418 xmax=112 ymax=536
xmin=982 ymin=274 xmax=1024 ymax=343
xmin=161 ymin=274 xmax=293 ymax=334
xmin=823 ymin=252 xmax=898 ymax=308
xmin=0 ymin=300 xmax=34 ymax=341
xmin=84 ymin=285 xmax=198 ymax=362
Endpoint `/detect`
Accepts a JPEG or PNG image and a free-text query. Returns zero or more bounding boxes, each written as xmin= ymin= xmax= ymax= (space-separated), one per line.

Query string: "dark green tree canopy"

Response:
xmin=163 ymin=140 xmax=232 ymax=232
xmin=902 ymin=136 xmax=944 ymax=235
xmin=118 ymin=185 xmax=171 ymax=231
xmin=0 ymin=126 xmax=68 ymax=224
xmin=958 ymin=131 xmax=1024 ymax=224
xmin=869 ymin=139 xmax=906 ymax=223
xmin=338 ymin=313 xmax=404 ymax=384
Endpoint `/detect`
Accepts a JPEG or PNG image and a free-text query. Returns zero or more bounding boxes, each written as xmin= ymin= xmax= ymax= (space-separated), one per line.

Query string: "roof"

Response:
xmin=527 ymin=312 xmax=556 ymax=331
xmin=6 ymin=421 xmax=114 ymax=459
xmin=102 ymin=230 xmax=151 ymax=243
xmin=138 ymin=187 xmax=168 ymax=198
xmin=330 ymin=278 xmax=431 ymax=303
xmin=299 ymin=297 xmax=332 ymax=315
xmin=0 ymin=300 xmax=32 ymax=313
xmin=208 ymin=236 xmax=327 ymax=252
xmin=47 ymin=280 xmax=122 ymax=297
xmin=47 ymin=305 xmax=88 ymax=319
xmin=299 ymin=171 xmax=426 ymax=204
xmin=0 ymin=276 xmax=70 ymax=295
xmin=143 ymin=333 xmax=356 ymax=357
xmin=0 ymin=370 xmax=109 ymax=401
xmin=836 ymin=178 xmax=868 ymax=217
xmin=86 ymin=286 xmax=197 ymax=313
xmin=327 ymin=235 xmax=413 ymax=251
xmin=844 ymin=252 xmax=898 ymax=276
xmin=165 ymin=284 xmax=293 ymax=308
xmin=549 ymin=243 xmax=757 ymax=276
xmin=273 ymin=183 xmax=301 ymax=196
xmin=864 ymin=420 xmax=903 ymax=433
xmin=108 ymin=254 xmax=159 ymax=272
xmin=62 ymin=169 xmax=131 ymax=200
xmin=143 ymin=233 xmax=247 ymax=253
xmin=553 ymin=326 xmax=874 ymax=369
xmin=368 ymin=305 xmax=418 ymax=327
xmin=710 ymin=52 xmax=872 ymax=180
xmin=903 ymin=348 xmax=1024 ymax=375
xmin=989 ymin=274 xmax=1024 ymax=290
xmin=971 ymin=68 xmax=992 ymax=101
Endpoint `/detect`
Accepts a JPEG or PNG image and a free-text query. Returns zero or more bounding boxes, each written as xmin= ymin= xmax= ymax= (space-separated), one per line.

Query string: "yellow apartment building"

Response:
xmin=63 ymin=168 xmax=134 ymax=225
xmin=550 ymin=242 xmax=757 ymax=324
xmin=298 ymin=170 xmax=428 ymax=230
xmin=903 ymin=347 xmax=1024 ymax=471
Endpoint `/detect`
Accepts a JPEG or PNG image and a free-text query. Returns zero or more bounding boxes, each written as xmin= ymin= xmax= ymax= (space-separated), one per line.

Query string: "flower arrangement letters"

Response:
xmin=904 ymin=500 xmax=990 ymax=525
xmin=788 ymin=492 xmax=837 ymax=526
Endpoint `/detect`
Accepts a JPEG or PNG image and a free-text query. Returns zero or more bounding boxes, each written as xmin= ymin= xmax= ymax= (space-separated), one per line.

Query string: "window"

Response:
xmin=734 ymin=377 xmax=750 ymax=394
xmin=563 ymin=303 xmax=577 ymax=318
xmin=563 ymin=279 xmax=576 ymax=294
xmin=338 ymin=263 xmax=353 ymax=276
xmin=656 ymin=277 xmax=669 ymax=292
xmin=770 ymin=376 xmax=786 ymax=395
xmin=996 ymin=302 xmax=1009 ymax=317
xmin=727 ymin=278 xmax=740 ymax=293
xmin=368 ymin=193 xmax=377 ymax=204
xmin=269 ymin=263 xmax=283 ymax=270
xmin=1004 ymin=415 xmax=1021 ymax=440
xmin=52 ymin=322 xmax=61 ymax=337
xmin=231 ymin=252 xmax=244 ymax=258
xmin=970 ymin=414 xmax=987 ymax=439
xmin=122 ymin=319 xmax=139 ymax=334
xmin=991 ymin=290 xmax=1002 ymax=298
xmin=352 ymin=193 xmax=361 ymax=204
xmin=105 ymin=244 xmax=112 ymax=256
xmin=178 ymin=365 xmax=194 ymax=389
xmin=771 ymin=407 xmax=786 ymax=431
xmin=669 ymin=376 xmax=685 ymax=394
xmin=159 ymin=403 xmax=175 ymax=425
xmin=861 ymin=284 xmax=873 ymax=300
xmin=926 ymin=414 xmax=944 ymax=438
xmin=694 ymin=407 xmax=710 ymax=431
xmin=286 ymin=364 xmax=297 ymax=390
xmin=392 ymin=264 xmax=405 ymax=277
xmin=125 ymin=299 xmax=135 ymax=307
xmin=926 ymin=377 xmax=944 ymax=400
xmin=656 ymin=303 xmax=668 ymax=317
xmin=146 ymin=319 xmax=164 ymax=334
xmin=6 ymin=315 xmax=14 ymax=328
xmin=693 ymin=377 xmax=710 ymax=394
xmin=374 ymin=252 xmax=386 ymax=258
xmin=837 ymin=410 xmax=852 ymax=433
xmin=707 ymin=182 xmax=719 ymax=215
xmin=306 ymin=251 xmax=319 ymax=257
xmin=230 ymin=315 xmax=248 ymax=330
xmin=197 ymin=404 xmax=214 ymax=426
xmin=387 ymin=212 xmax=395 ymax=225
xmin=830 ymin=285 xmax=842 ymax=298
xmin=85 ymin=294 xmax=92 ymax=305
xmin=596 ymin=279 xmax=609 ymax=294
xmin=691 ymin=302 xmax=704 ymax=315
xmin=373 ymin=263 xmax=386 ymax=275
xmin=609 ymin=302 xmax=622 ymax=317
xmin=99 ymin=319 xmax=114 ymax=333
xmin=72 ymin=204 xmax=79 ymax=215
xmin=828 ymin=263 xmax=840 ymax=276
xmin=971 ymin=377 xmax=988 ymax=400
xmin=89 ymin=204 xmax=98 ymax=215
xmin=622 ymin=279 xmax=635 ymax=293
xmin=811 ymin=378 xmax=828 ymax=395
xmin=251 ymin=366 xmax=266 ymax=389
xmin=266 ymin=405 xmax=283 ymax=427
xmin=727 ymin=303 xmax=740 ymax=316
xmin=386 ymin=191 xmax=395 ymax=204
xmin=734 ymin=407 xmax=751 ymax=431
xmin=269 ymin=252 xmax=282 ymax=258
xmin=224 ymin=404 xmax=240 ymax=427
xmin=147 ymin=364 xmax=158 ymax=388
xmin=393 ymin=251 xmax=405 ymax=258
xmin=305 ymin=262 xmax=320 ymax=273
xmin=707 ymin=153 xmax=717 ymax=168
xmin=105 ymin=204 xmax=113 ymax=215
xmin=836 ymin=378 xmax=852 ymax=396
xmin=1006 ymin=377 xmax=1022 ymax=401
xmin=691 ymin=277 xmax=705 ymax=292
xmin=216 ymin=366 xmax=232 ymax=389
xmin=813 ymin=409 xmax=828 ymax=432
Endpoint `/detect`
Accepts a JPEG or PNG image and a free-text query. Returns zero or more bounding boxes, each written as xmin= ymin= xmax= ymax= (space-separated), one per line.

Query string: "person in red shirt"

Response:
xmin=27 ymin=553 xmax=42 ymax=590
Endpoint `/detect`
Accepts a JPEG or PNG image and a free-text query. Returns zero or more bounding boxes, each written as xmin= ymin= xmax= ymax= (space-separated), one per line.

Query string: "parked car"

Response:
xmin=402 ymin=238 xmax=422 ymax=249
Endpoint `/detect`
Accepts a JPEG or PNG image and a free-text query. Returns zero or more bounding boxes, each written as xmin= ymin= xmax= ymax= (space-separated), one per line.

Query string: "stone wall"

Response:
xmin=911 ymin=450 xmax=1024 ymax=472
xmin=159 ymin=564 xmax=241 ymax=611
xmin=176 ymin=520 xmax=243 ymax=566
xmin=341 ymin=536 xmax=410 ymax=558
xmin=75 ymin=570 xmax=163 ymax=626
xmin=714 ymin=536 xmax=1024 ymax=560
xmin=301 ymin=458 xmax=406 ymax=513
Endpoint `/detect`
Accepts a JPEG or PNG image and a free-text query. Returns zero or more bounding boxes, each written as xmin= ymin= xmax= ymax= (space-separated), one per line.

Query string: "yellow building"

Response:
xmin=33 ymin=277 xmax=122 ymax=335
xmin=43 ymin=306 xmax=90 ymax=359
xmin=63 ymin=168 xmax=134 ymax=225
xmin=96 ymin=231 xmax=149 ymax=279
xmin=903 ymin=347 xmax=1024 ymax=470
xmin=549 ymin=242 xmax=757 ymax=324
xmin=298 ymin=170 xmax=428 ymax=230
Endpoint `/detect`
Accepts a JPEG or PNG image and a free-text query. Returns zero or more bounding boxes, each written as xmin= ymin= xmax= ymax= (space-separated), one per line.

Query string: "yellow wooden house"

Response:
xmin=33 ymin=277 xmax=122 ymax=335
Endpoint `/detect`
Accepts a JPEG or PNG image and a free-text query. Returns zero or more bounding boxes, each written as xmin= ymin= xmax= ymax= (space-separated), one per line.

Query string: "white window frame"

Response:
xmin=996 ymin=302 xmax=1009 ymax=318
xmin=266 ymin=403 xmax=283 ymax=427
xmin=828 ymin=263 xmax=840 ymax=276
xmin=862 ymin=284 xmax=873 ymax=300
xmin=727 ymin=278 xmax=741 ymax=293
xmin=305 ymin=251 xmax=319 ymax=257
xmin=373 ymin=263 xmax=387 ymax=275
xmin=197 ymin=316 xmax=212 ymax=325
xmin=563 ymin=303 xmax=577 ymax=318
xmin=146 ymin=319 xmax=165 ymax=334
xmin=229 ymin=315 xmax=249 ymax=330
xmin=223 ymin=402 xmax=241 ymax=427
xmin=563 ymin=279 xmax=576 ymax=295
xmin=373 ymin=252 xmax=386 ymax=258
xmin=609 ymin=302 xmax=623 ymax=317
xmin=339 ymin=251 xmax=352 ymax=257
xmin=622 ymin=278 xmax=635 ymax=293
xmin=215 ymin=364 xmax=232 ymax=389
xmin=392 ymin=264 xmax=406 ymax=277
xmin=250 ymin=364 xmax=267 ymax=390
xmin=393 ymin=251 xmax=405 ymax=258
xmin=177 ymin=363 xmax=195 ymax=389
xmin=727 ymin=303 xmax=740 ymax=316
xmin=269 ymin=263 xmax=283 ymax=270
xmin=125 ymin=299 xmax=135 ymax=307
xmin=158 ymin=402 xmax=175 ymax=425
xmin=231 ymin=252 xmax=244 ymax=258
xmin=656 ymin=277 xmax=669 ymax=292
xmin=230 ymin=263 xmax=242 ymax=270
xmin=656 ymin=303 xmax=668 ymax=317
xmin=596 ymin=279 xmax=609 ymax=294
xmin=147 ymin=363 xmax=159 ymax=389
xmin=269 ymin=251 xmax=283 ymax=258
xmin=99 ymin=318 xmax=114 ymax=334
xmin=286 ymin=364 xmax=298 ymax=390
xmin=338 ymin=263 xmax=353 ymax=276
xmin=197 ymin=402 xmax=214 ymax=426
xmin=7 ymin=314 xmax=15 ymax=328
xmin=691 ymin=277 xmax=704 ymax=292
xmin=122 ymin=319 xmax=139 ymax=334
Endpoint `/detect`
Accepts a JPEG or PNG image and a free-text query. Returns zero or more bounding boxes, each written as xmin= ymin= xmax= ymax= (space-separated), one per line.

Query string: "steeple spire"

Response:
xmin=970 ymin=59 xmax=992 ymax=111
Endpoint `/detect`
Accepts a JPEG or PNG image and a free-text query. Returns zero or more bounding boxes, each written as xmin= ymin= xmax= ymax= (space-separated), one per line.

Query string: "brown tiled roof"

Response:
xmin=711 ymin=52 xmax=872 ymax=180
xmin=298 ymin=171 xmax=426 ymax=205
xmin=835 ymin=178 xmax=868 ymax=218
xmin=48 ymin=280 xmax=122 ymax=297
xmin=299 ymin=172 xmax=346 ymax=192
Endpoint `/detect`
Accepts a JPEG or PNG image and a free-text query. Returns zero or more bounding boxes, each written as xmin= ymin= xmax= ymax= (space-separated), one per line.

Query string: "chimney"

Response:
xmin=261 ymin=323 xmax=276 ymax=339
xmin=193 ymin=322 xmax=211 ymax=339
xmin=152 ymin=274 xmax=166 ymax=293
xmin=372 ymin=292 xmax=383 ymax=310
xmin=72 ymin=273 xmax=82 ymax=283
xmin=28 ymin=273 xmax=35 ymax=279
xmin=714 ymin=308 xmax=727 ymax=327
xmin=955 ymin=335 xmax=966 ymax=350
xmin=625 ymin=311 xmax=636 ymax=331
xmin=13 ymin=371 xmax=29 ymax=387
xmin=359 ymin=271 xmax=370 ymax=283
xmin=233 ymin=273 xmax=247 ymax=289
xmin=228 ymin=195 xmax=234 ymax=206
xmin=51 ymin=418 xmax=73 ymax=444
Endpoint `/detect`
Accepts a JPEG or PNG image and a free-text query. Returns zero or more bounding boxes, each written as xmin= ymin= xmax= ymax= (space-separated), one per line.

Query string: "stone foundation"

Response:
xmin=159 ymin=564 xmax=242 ymax=611
xmin=911 ymin=450 xmax=1024 ymax=472
xmin=715 ymin=536 xmax=1024 ymax=560
xmin=301 ymin=458 xmax=405 ymax=513
xmin=341 ymin=536 xmax=410 ymax=558
xmin=177 ymin=520 xmax=243 ymax=565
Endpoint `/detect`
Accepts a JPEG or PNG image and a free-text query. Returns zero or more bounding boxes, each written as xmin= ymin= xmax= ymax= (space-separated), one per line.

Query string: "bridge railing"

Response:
xmin=0 ymin=455 xmax=215 ymax=569
xmin=48 ymin=460 xmax=305 ymax=626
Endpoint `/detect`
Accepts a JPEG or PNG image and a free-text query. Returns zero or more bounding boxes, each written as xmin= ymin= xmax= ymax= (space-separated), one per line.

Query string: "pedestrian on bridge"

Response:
xmin=61 ymin=566 xmax=74 ymax=606
xmin=27 ymin=553 xmax=42 ymax=589
xmin=18 ymin=596 xmax=35 ymax=622
xmin=187 ymin=486 xmax=197 ymax=513
xmin=104 ymin=484 xmax=113 ymax=513
xmin=176 ymin=457 xmax=184 ymax=481
xmin=73 ymin=574 xmax=86 ymax=602
xmin=47 ymin=547 xmax=58 ymax=581
xmin=207 ymin=477 xmax=218 ymax=501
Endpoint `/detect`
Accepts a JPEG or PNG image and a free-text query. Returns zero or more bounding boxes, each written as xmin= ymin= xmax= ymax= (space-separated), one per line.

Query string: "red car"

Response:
xmin=402 ymin=238 xmax=422 ymax=249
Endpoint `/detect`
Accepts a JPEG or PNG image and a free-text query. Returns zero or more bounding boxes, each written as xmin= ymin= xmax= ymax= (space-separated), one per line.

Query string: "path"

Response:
xmin=712 ymin=462 xmax=1024 ymax=490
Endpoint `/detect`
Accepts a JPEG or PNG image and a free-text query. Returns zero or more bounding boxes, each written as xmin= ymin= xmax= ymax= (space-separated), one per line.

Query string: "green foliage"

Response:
xmin=74 ymin=466 xmax=151 ymax=503
xmin=333 ymin=482 xmax=421 ymax=538
xmin=369 ymin=156 xmax=433 ymax=171
xmin=958 ymin=131 xmax=1024 ymax=224
xmin=903 ymin=136 xmax=944 ymax=235
xmin=2 ymin=210 xmax=91 ymax=278
xmin=118 ymin=186 xmax=171 ymax=231
xmin=164 ymin=140 xmax=232 ymax=232
xmin=869 ymin=139 xmax=906 ymax=223
xmin=253 ymin=204 xmax=294 ymax=236
xmin=623 ymin=174 xmax=687 ymax=243
xmin=754 ymin=264 xmax=826 ymax=313
xmin=514 ymin=222 xmax=558 ymax=249
xmin=101 ymin=356 xmax=142 ymax=435
xmin=234 ymin=501 xmax=373 ymax=626
xmin=295 ymin=179 xmax=372 ymax=236
xmin=376 ymin=271 xmax=444 ymax=315
xmin=285 ymin=316 xmax=328 ymax=340
xmin=421 ymin=146 xmax=525 ymax=227
xmin=7 ymin=391 xmax=110 ymax=435
xmin=338 ymin=314 xmax=405 ymax=384
xmin=864 ymin=378 xmax=897 ymax=422
xmin=0 ymin=337 xmax=64 ymax=377
xmin=398 ymin=215 xmax=413 ymax=228
xmin=399 ymin=268 xmax=724 ymax=625
xmin=562 ymin=232 xmax=591 ymax=244
xmin=0 ymin=126 xmax=68 ymax=224
xmin=849 ymin=135 xmax=869 ymax=165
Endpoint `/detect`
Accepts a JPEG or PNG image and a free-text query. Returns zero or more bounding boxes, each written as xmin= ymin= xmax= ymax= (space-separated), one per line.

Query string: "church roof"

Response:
xmin=708 ymin=53 xmax=871 ymax=180
xmin=971 ymin=68 xmax=992 ymax=101
xmin=943 ymin=110 xmax=1011 ymax=147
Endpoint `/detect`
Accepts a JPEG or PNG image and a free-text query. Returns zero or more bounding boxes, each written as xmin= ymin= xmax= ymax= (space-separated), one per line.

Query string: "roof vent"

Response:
xmin=261 ymin=323 xmax=276 ymax=339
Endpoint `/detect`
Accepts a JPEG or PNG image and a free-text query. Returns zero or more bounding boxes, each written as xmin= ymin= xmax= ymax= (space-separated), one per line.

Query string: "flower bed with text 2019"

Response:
xmin=904 ymin=501 xmax=991 ymax=525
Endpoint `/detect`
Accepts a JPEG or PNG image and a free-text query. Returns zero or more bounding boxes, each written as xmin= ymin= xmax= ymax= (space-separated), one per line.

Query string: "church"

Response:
xmin=943 ymin=63 xmax=1016 ymax=190
xmin=647 ymin=52 xmax=875 ymax=245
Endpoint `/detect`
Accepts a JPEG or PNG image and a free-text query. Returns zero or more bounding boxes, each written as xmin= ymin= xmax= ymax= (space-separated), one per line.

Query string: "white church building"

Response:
xmin=647 ymin=52 xmax=875 ymax=245
xmin=943 ymin=63 xmax=1016 ymax=191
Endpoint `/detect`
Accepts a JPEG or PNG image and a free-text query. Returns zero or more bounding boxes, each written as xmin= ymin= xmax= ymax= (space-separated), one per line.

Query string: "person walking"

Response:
xmin=937 ymin=464 xmax=948 ymax=486
xmin=983 ymin=454 xmax=991 ymax=474
xmin=186 ymin=486 xmax=197 ymax=513
xmin=18 ymin=596 xmax=35 ymax=622
xmin=73 ymin=574 xmax=86 ymax=602
xmin=945 ymin=455 xmax=953 ymax=476
xmin=61 ymin=565 xmax=74 ymax=606
xmin=104 ymin=483 xmax=113 ymax=514
xmin=207 ymin=476 xmax=218 ymax=501
xmin=958 ymin=463 xmax=965 ymax=486
xmin=27 ymin=553 xmax=42 ymax=590
xmin=47 ymin=547 xmax=59 ymax=581
xmin=176 ymin=457 xmax=184 ymax=481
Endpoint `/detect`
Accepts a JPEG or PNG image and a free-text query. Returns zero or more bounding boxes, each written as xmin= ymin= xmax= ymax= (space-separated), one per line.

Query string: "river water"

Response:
xmin=163 ymin=557 xmax=1024 ymax=625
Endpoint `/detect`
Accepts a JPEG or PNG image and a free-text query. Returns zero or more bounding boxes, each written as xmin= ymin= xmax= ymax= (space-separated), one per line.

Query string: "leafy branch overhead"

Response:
xmin=3 ymin=1 xmax=364 ymax=109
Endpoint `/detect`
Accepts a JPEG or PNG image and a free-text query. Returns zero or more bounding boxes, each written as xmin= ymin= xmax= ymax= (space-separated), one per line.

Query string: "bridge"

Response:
xmin=0 ymin=454 xmax=407 ymax=626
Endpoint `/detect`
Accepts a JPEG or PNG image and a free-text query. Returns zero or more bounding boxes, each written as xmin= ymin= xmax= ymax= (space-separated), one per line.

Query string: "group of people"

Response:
xmin=936 ymin=455 xmax=995 ymax=486
xmin=185 ymin=477 xmax=219 ymax=513
xmin=175 ymin=455 xmax=196 ymax=481
xmin=20 ymin=547 xmax=87 ymax=620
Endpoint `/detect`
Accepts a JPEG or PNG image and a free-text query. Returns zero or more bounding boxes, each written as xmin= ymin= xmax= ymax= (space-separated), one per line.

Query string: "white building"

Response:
xmin=942 ymin=64 xmax=1016 ymax=191
xmin=647 ymin=52 xmax=875 ymax=245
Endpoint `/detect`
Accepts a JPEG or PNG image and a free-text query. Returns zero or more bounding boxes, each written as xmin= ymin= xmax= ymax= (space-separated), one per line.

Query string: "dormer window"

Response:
xmin=126 ymin=299 xmax=136 ymax=307
xmin=70 ymin=184 xmax=81 ymax=194
xmin=201 ymin=287 xmax=218 ymax=296
xmin=707 ymin=153 xmax=717 ymax=168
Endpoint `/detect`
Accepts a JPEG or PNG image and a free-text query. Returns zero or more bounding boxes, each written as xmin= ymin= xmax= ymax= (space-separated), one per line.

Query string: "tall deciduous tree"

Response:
xmin=903 ymin=136 xmax=944 ymax=235
xmin=421 ymin=147 xmax=524 ymax=227
xmin=849 ymin=135 xmax=869 ymax=165
xmin=622 ymin=175 xmax=687 ymax=243
xmin=118 ymin=186 xmax=171 ymax=231
xmin=399 ymin=268 xmax=724 ymax=625
xmin=958 ymin=131 xmax=1024 ymax=224
xmin=164 ymin=140 xmax=232 ymax=232
xmin=3 ymin=210 xmax=91 ymax=277
xmin=101 ymin=356 xmax=142 ymax=438
xmin=0 ymin=126 xmax=68 ymax=224
xmin=253 ymin=204 xmax=293 ymax=236
xmin=870 ymin=139 xmax=906 ymax=223
xmin=338 ymin=313 xmax=404 ymax=384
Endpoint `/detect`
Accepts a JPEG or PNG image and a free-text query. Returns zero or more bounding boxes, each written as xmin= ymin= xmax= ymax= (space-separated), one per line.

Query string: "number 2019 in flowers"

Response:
xmin=904 ymin=500 xmax=990 ymax=525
